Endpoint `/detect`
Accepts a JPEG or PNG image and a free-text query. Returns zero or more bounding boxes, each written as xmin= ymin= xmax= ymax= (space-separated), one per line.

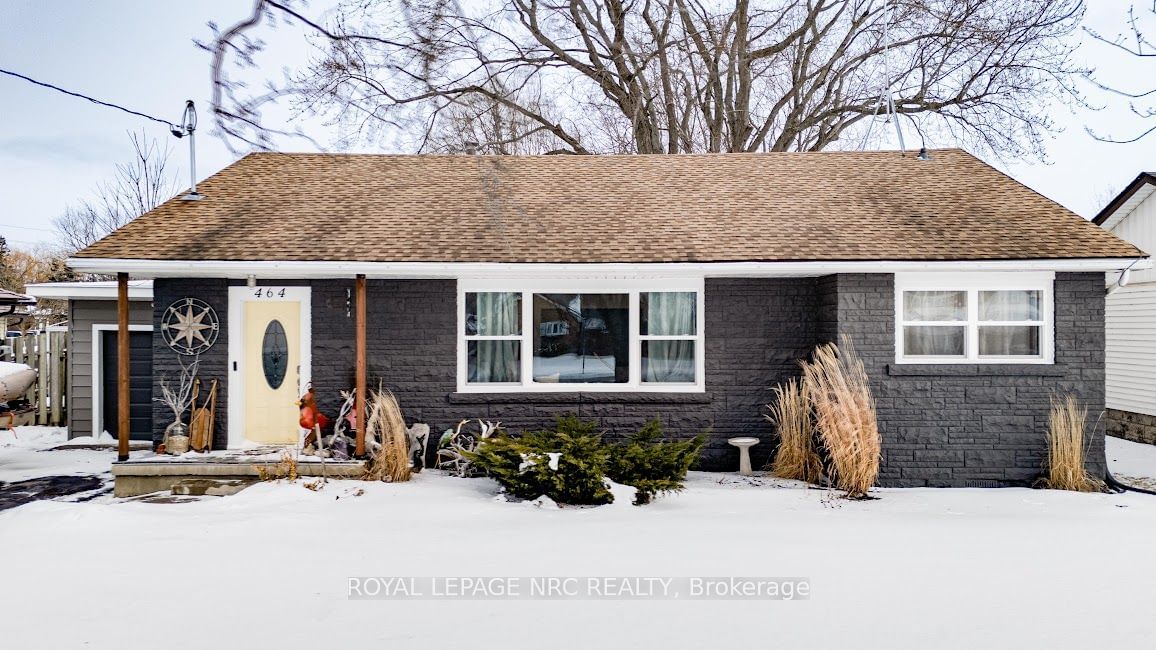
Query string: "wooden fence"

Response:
xmin=2 ymin=331 xmax=67 ymax=426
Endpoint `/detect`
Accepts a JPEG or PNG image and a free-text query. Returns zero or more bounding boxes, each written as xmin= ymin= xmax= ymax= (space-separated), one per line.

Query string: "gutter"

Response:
xmin=65 ymin=257 xmax=1153 ymax=280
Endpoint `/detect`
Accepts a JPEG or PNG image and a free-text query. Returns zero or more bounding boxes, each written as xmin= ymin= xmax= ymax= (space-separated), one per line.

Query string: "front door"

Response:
xmin=242 ymin=299 xmax=302 ymax=444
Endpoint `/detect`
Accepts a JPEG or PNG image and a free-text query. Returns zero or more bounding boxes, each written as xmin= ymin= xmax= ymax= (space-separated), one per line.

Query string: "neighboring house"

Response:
xmin=0 ymin=288 xmax=36 ymax=336
xmin=68 ymin=149 xmax=1146 ymax=486
xmin=1094 ymin=172 xmax=1156 ymax=444
xmin=24 ymin=281 xmax=153 ymax=440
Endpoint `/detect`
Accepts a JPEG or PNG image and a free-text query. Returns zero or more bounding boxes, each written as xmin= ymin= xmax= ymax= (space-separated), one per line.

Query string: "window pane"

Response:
xmin=467 ymin=340 xmax=521 ymax=383
xmin=261 ymin=319 xmax=289 ymax=389
xmin=979 ymin=290 xmax=1040 ymax=321
xmin=978 ymin=326 xmax=1040 ymax=356
xmin=903 ymin=291 xmax=966 ymax=321
xmin=532 ymin=293 xmax=628 ymax=383
xmin=903 ymin=325 xmax=965 ymax=356
xmin=465 ymin=292 xmax=521 ymax=336
xmin=642 ymin=340 xmax=696 ymax=383
xmin=641 ymin=292 xmax=696 ymax=336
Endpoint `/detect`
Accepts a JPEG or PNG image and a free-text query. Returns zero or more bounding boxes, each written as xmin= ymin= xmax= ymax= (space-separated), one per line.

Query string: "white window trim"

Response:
xmin=457 ymin=278 xmax=706 ymax=393
xmin=894 ymin=272 xmax=1055 ymax=364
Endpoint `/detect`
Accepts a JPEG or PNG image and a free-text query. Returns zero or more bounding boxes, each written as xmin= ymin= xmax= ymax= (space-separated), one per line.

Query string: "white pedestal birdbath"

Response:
xmin=728 ymin=437 xmax=760 ymax=476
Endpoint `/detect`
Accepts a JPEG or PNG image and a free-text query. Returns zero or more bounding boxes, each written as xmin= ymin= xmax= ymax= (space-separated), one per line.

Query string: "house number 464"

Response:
xmin=253 ymin=288 xmax=287 ymax=298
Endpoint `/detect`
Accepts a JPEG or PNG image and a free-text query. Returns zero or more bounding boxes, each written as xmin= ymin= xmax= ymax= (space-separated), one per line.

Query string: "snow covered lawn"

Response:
xmin=2 ymin=433 xmax=1156 ymax=648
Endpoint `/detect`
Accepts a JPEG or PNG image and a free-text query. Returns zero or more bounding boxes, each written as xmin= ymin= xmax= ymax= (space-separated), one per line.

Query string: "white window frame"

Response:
xmin=894 ymin=271 xmax=1055 ymax=365
xmin=457 ymin=278 xmax=706 ymax=393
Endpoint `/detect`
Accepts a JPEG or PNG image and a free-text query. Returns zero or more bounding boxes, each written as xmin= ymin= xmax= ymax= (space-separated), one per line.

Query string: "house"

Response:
xmin=1094 ymin=172 xmax=1156 ymax=445
xmin=0 ymin=288 xmax=36 ymax=336
xmin=68 ymin=149 xmax=1146 ymax=487
xmin=23 ymin=281 xmax=154 ymax=441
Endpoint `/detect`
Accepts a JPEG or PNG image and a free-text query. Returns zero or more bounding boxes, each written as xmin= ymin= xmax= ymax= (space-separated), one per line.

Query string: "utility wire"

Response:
xmin=0 ymin=68 xmax=177 ymax=129
xmin=0 ymin=223 xmax=56 ymax=234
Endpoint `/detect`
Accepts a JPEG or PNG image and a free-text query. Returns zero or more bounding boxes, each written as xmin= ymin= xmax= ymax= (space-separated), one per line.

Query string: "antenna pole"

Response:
xmin=188 ymin=127 xmax=197 ymax=196
xmin=880 ymin=0 xmax=905 ymax=153
xmin=887 ymin=92 xmax=906 ymax=152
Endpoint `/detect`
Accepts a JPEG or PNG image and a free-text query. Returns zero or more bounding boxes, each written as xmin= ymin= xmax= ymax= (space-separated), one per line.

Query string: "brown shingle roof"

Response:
xmin=74 ymin=149 xmax=1143 ymax=263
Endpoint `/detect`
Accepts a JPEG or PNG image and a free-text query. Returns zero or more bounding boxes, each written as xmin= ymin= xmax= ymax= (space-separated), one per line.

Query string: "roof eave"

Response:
xmin=24 ymin=281 xmax=154 ymax=301
xmin=1093 ymin=172 xmax=1156 ymax=229
xmin=65 ymin=257 xmax=1153 ymax=280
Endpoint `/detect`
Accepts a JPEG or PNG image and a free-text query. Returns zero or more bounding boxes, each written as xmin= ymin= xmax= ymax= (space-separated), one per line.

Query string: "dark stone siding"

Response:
xmin=1105 ymin=408 xmax=1156 ymax=445
xmin=821 ymin=273 xmax=1106 ymax=487
xmin=153 ymin=273 xmax=1107 ymax=485
xmin=335 ymin=277 xmax=821 ymax=470
xmin=151 ymin=279 xmax=230 ymax=449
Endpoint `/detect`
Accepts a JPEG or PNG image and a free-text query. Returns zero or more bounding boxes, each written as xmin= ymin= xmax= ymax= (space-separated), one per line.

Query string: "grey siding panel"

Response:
xmin=67 ymin=299 xmax=152 ymax=439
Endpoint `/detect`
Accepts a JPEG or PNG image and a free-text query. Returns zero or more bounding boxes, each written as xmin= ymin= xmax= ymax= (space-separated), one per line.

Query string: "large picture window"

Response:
xmin=459 ymin=280 xmax=704 ymax=392
xmin=895 ymin=273 xmax=1053 ymax=364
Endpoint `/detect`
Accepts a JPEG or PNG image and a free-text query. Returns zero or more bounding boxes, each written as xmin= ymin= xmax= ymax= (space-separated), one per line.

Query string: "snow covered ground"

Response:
xmin=0 ymin=427 xmax=116 ymax=483
xmin=2 ymin=431 xmax=1156 ymax=648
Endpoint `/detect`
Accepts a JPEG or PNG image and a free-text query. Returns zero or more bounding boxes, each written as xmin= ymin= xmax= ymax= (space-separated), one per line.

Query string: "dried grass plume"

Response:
xmin=1041 ymin=395 xmax=1104 ymax=492
xmin=766 ymin=377 xmax=823 ymax=483
xmin=802 ymin=337 xmax=880 ymax=499
xmin=364 ymin=389 xmax=412 ymax=483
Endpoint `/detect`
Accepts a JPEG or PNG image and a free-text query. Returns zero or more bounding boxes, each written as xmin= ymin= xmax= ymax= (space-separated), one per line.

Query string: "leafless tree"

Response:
xmin=1085 ymin=2 xmax=1156 ymax=143
xmin=207 ymin=0 xmax=1087 ymax=158
xmin=54 ymin=130 xmax=177 ymax=253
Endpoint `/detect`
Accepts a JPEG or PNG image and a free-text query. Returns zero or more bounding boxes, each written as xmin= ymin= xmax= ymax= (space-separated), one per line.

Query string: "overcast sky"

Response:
xmin=1 ymin=1 xmax=1153 ymax=250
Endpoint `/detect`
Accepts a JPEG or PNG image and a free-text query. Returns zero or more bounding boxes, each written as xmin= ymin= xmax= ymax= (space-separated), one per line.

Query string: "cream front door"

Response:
xmin=242 ymin=300 xmax=301 ymax=444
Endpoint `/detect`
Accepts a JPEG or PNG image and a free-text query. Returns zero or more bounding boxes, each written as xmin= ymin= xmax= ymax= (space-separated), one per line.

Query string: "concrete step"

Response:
xmin=170 ymin=478 xmax=255 ymax=497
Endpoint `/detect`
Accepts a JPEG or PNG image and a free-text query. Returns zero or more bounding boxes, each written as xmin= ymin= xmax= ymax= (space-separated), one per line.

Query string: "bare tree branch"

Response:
xmin=53 ymin=130 xmax=177 ymax=255
xmin=208 ymin=0 xmax=1089 ymax=157
xmin=1085 ymin=2 xmax=1156 ymax=143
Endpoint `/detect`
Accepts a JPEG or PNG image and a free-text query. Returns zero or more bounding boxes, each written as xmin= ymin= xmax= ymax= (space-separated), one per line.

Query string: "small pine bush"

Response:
xmin=465 ymin=416 xmax=613 ymax=505
xmin=608 ymin=420 xmax=706 ymax=505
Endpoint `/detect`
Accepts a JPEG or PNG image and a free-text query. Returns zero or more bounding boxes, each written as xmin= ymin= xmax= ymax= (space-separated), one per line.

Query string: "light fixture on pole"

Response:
xmin=170 ymin=100 xmax=202 ymax=201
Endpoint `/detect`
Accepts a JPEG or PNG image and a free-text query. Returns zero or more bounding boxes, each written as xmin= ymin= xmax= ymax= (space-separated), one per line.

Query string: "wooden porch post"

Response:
xmin=116 ymin=272 xmax=130 ymax=462
xmin=354 ymin=274 xmax=367 ymax=457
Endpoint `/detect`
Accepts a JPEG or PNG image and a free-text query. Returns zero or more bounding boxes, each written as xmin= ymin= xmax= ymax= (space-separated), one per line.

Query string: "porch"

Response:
xmin=111 ymin=447 xmax=366 ymax=497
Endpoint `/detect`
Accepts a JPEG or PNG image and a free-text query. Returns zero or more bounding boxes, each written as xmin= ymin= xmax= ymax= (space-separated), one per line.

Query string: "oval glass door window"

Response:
xmin=262 ymin=320 xmax=289 ymax=389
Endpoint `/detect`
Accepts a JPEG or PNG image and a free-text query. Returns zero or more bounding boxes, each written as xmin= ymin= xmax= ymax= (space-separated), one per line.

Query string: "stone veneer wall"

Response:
xmin=152 ymin=273 xmax=1107 ymax=485
xmin=818 ymin=273 xmax=1106 ymax=487
xmin=1105 ymin=408 xmax=1156 ymax=445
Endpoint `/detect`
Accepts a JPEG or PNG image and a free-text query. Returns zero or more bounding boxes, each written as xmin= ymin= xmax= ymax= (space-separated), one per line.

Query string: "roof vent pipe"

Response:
xmin=917 ymin=147 xmax=931 ymax=161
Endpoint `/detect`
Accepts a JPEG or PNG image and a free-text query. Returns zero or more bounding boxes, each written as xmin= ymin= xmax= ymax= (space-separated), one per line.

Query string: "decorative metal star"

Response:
xmin=162 ymin=298 xmax=219 ymax=355
xmin=168 ymin=304 xmax=212 ymax=348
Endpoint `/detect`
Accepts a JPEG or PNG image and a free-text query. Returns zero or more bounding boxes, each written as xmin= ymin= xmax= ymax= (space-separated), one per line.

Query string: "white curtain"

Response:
xmin=471 ymin=293 xmax=520 ymax=382
xmin=643 ymin=292 xmax=695 ymax=382
xmin=979 ymin=326 xmax=1039 ymax=356
xmin=904 ymin=325 xmax=965 ymax=356
xmin=979 ymin=290 xmax=1039 ymax=321
xmin=903 ymin=291 xmax=966 ymax=356
xmin=904 ymin=290 xmax=966 ymax=321
xmin=976 ymin=291 xmax=1040 ymax=356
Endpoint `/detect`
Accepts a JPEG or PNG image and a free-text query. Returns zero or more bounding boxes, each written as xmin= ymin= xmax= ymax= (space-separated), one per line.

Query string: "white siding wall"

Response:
xmin=1109 ymin=193 xmax=1156 ymax=284
xmin=1105 ymin=190 xmax=1156 ymax=417
xmin=1106 ymin=284 xmax=1156 ymax=416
